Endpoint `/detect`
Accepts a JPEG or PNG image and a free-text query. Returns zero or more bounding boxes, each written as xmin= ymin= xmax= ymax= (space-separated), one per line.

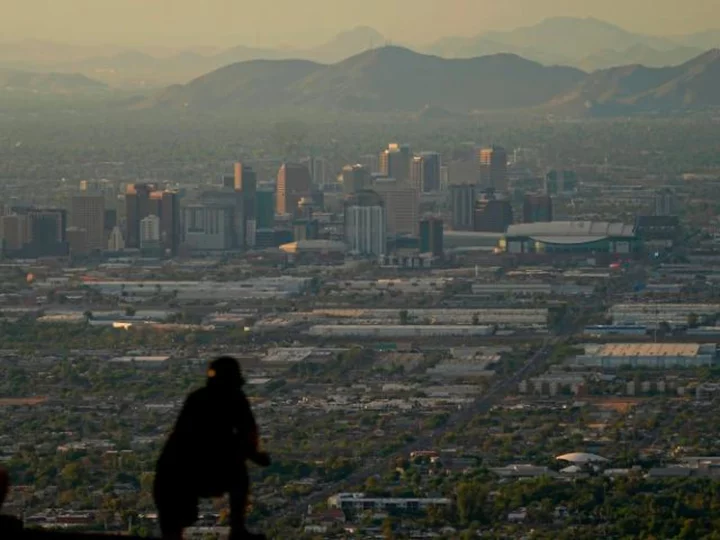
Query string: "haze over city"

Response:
xmin=2 ymin=0 xmax=719 ymax=47
xmin=4 ymin=1 xmax=720 ymax=539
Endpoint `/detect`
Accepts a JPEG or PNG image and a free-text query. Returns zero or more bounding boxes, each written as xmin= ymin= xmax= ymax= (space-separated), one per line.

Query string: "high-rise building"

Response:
xmin=654 ymin=189 xmax=677 ymax=216
xmin=447 ymin=160 xmax=479 ymax=186
xmin=256 ymin=189 xmax=275 ymax=230
xmin=276 ymin=163 xmax=312 ymax=216
xmin=523 ymin=194 xmax=553 ymax=223
xmin=3 ymin=207 xmax=68 ymax=257
xmin=104 ymin=209 xmax=117 ymax=236
xmin=341 ymin=164 xmax=371 ymax=195
xmin=70 ymin=194 xmax=105 ymax=251
xmin=108 ymin=226 xmax=125 ymax=251
xmin=125 ymin=184 xmax=180 ymax=254
xmin=66 ymin=227 xmax=88 ymax=255
xmin=344 ymin=190 xmax=386 ymax=256
xmin=234 ymin=162 xmax=257 ymax=248
xmin=545 ymin=170 xmax=578 ymax=195
xmin=410 ymin=152 xmax=441 ymax=193
xmin=159 ymin=191 xmax=180 ymax=255
xmin=373 ymin=178 xmax=419 ymax=236
xmin=301 ymin=156 xmax=329 ymax=187
xmin=478 ymin=146 xmax=508 ymax=192
xmin=474 ymin=195 xmax=513 ymax=233
xmin=379 ymin=143 xmax=412 ymax=183
xmin=450 ymin=184 xmax=477 ymax=231
xmin=440 ymin=165 xmax=449 ymax=192
xmin=140 ymin=215 xmax=161 ymax=248
xmin=182 ymin=203 xmax=236 ymax=251
xmin=420 ymin=218 xmax=444 ymax=256
xmin=125 ymin=183 xmax=155 ymax=249
xmin=358 ymin=154 xmax=379 ymax=174
xmin=1 ymin=214 xmax=27 ymax=251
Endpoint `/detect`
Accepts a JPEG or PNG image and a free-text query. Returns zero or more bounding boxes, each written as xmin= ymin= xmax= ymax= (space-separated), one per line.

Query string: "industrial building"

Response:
xmin=499 ymin=221 xmax=638 ymax=254
xmin=328 ymin=492 xmax=451 ymax=513
xmin=82 ymin=276 xmax=310 ymax=300
xmin=307 ymin=325 xmax=495 ymax=338
xmin=571 ymin=343 xmax=716 ymax=368
xmin=304 ymin=308 xmax=548 ymax=326
xmin=608 ymin=303 xmax=720 ymax=328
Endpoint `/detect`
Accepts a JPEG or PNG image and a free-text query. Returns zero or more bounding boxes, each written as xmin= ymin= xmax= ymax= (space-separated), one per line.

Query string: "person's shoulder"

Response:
xmin=185 ymin=386 xmax=211 ymax=405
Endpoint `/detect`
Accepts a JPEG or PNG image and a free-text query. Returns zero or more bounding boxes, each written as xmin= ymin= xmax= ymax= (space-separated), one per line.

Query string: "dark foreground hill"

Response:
xmin=141 ymin=46 xmax=585 ymax=113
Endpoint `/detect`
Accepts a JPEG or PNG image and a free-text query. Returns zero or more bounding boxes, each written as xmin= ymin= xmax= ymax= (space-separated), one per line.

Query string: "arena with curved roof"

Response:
xmin=499 ymin=221 xmax=639 ymax=254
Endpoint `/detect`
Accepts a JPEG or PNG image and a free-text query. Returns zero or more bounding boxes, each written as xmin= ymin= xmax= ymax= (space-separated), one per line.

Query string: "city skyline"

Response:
xmin=1 ymin=0 xmax=718 ymax=48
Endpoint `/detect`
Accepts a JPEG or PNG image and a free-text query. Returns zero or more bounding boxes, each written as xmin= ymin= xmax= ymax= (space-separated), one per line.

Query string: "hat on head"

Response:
xmin=207 ymin=356 xmax=245 ymax=388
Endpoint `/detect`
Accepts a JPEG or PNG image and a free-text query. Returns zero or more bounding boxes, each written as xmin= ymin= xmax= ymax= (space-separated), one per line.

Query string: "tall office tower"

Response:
xmin=449 ymin=184 xmax=477 ymax=231
xmin=182 ymin=201 xmax=236 ymax=251
xmin=341 ymin=164 xmax=371 ymax=194
xmin=70 ymin=194 xmax=105 ymax=251
xmin=523 ymin=194 xmax=553 ymax=223
xmin=125 ymin=184 xmax=180 ymax=254
xmin=221 ymin=175 xmax=235 ymax=189
xmin=474 ymin=195 xmax=513 ymax=233
xmin=420 ymin=218 xmax=444 ymax=256
xmin=108 ymin=226 xmax=125 ymax=251
xmin=410 ymin=152 xmax=441 ymax=193
xmin=125 ymin=183 xmax=155 ymax=249
xmin=344 ymin=190 xmax=387 ymax=256
xmin=140 ymin=215 xmax=161 ymax=248
xmin=440 ymin=165 xmax=449 ymax=191
xmin=447 ymin=160 xmax=478 ymax=186
xmin=358 ymin=154 xmax=379 ymax=174
xmin=104 ymin=209 xmax=117 ymax=236
xmin=5 ymin=207 xmax=67 ymax=256
xmin=276 ymin=162 xmax=312 ymax=216
xmin=159 ymin=191 xmax=180 ymax=255
xmin=256 ymin=189 xmax=276 ymax=229
xmin=544 ymin=170 xmax=577 ymax=195
xmin=379 ymin=143 xmax=412 ymax=183
xmin=234 ymin=162 xmax=257 ymax=248
xmin=301 ymin=156 xmax=328 ymax=187
xmin=654 ymin=189 xmax=677 ymax=216
xmin=373 ymin=178 xmax=419 ymax=236
xmin=79 ymin=179 xmax=117 ymax=203
xmin=66 ymin=227 xmax=88 ymax=255
xmin=1 ymin=214 xmax=28 ymax=250
xmin=477 ymin=146 xmax=508 ymax=192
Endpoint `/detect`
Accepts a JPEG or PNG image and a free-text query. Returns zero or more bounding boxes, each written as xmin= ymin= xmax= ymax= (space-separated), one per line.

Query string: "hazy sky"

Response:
xmin=2 ymin=0 xmax=718 ymax=48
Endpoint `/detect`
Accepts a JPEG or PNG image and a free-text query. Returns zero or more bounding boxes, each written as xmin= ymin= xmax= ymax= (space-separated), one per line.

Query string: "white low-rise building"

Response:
xmin=328 ymin=492 xmax=451 ymax=513
xmin=308 ymin=325 xmax=495 ymax=338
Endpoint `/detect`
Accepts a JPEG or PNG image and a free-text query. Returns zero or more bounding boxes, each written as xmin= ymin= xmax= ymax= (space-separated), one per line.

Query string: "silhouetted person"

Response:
xmin=154 ymin=356 xmax=270 ymax=539
xmin=0 ymin=467 xmax=23 ymax=535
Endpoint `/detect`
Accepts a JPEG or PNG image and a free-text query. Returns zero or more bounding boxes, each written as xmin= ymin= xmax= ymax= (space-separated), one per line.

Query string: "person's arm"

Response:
xmin=238 ymin=393 xmax=270 ymax=467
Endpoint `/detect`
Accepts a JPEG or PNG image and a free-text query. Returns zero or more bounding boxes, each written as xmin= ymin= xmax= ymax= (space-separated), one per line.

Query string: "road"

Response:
xmin=292 ymin=307 xmax=589 ymax=512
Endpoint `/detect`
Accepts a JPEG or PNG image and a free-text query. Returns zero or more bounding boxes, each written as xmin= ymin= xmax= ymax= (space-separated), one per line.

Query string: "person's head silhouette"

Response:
xmin=207 ymin=356 xmax=245 ymax=390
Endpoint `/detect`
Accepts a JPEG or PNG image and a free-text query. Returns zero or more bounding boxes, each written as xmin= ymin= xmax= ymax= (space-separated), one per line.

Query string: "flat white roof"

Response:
xmin=507 ymin=221 xmax=635 ymax=238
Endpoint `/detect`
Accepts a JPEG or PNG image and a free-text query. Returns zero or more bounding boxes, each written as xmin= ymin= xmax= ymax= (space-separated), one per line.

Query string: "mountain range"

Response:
xmin=1 ymin=18 xmax=718 ymax=88
xmin=549 ymin=49 xmax=720 ymax=115
xmin=140 ymin=46 xmax=720 ymax=116
xmin=0 ymin=68 xmax=106 ymax=94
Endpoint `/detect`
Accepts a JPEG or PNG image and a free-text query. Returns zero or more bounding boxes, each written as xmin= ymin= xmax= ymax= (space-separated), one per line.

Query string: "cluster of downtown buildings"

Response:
xmin=0 ymin=141 xmax=678 ymax=261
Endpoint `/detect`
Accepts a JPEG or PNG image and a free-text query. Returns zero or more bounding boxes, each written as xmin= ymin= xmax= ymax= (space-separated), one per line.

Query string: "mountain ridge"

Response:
xmin=140 ymin=46 xmax=720 ymax=117
xmin=2 ymin=18 xmax=719 ymax=88
xmin=139 ymin=46 xmax=585 ymax=112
